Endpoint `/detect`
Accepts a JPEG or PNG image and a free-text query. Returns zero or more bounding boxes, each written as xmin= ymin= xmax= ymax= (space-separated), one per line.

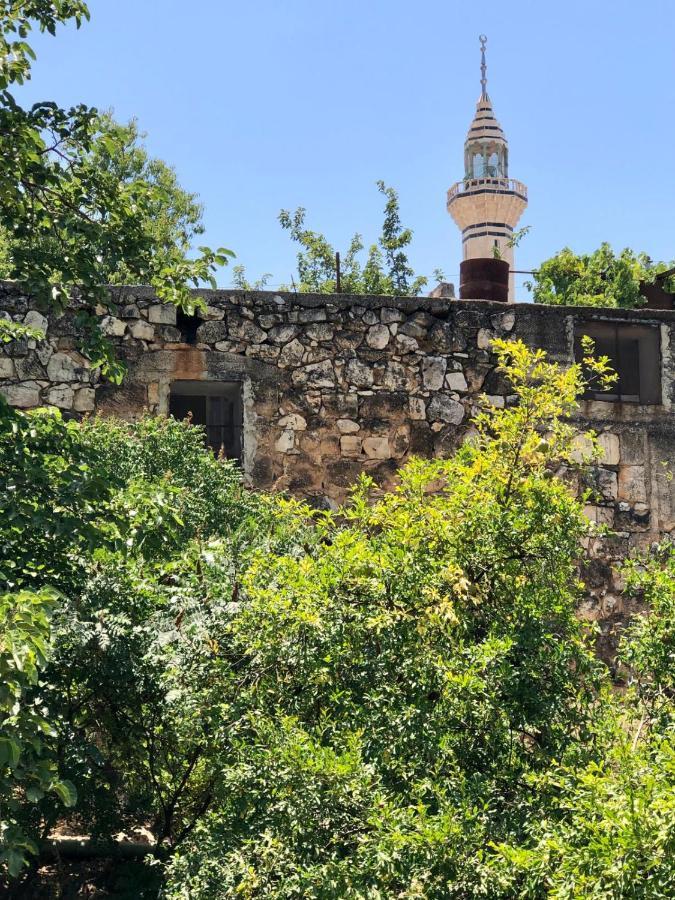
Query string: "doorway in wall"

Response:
xmin=169 ymin=380 xmax=243 ymax=461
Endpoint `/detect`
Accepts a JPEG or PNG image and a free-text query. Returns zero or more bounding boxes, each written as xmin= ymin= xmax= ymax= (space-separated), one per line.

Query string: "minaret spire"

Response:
xmin=479 ymin=34 xmax=488 ymax=99
xmin=447 ymin=35 xmax=528 ymax=302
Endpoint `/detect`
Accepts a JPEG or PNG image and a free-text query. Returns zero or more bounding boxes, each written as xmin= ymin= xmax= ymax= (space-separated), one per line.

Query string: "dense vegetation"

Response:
xmin=2 ymin=340 xmax=675 ymax=897
xmin=530 ymin=244 xmax=675 ymax=308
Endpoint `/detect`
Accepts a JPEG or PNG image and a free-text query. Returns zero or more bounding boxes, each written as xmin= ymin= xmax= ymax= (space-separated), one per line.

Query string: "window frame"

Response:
xmin=169 ymin=380 xmax=244 ymax=460
xmin=574 ymin=322 xmax=662 ymax=405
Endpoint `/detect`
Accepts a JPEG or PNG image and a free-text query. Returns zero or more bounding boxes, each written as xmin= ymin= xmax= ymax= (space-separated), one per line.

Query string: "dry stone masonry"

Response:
xmin=2 ymin=284 xmax=675 ymax=634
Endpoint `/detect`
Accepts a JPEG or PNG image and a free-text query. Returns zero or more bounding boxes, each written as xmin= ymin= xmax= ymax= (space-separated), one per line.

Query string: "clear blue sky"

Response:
xmin=18 ymin=0 xmax=675 ymax=299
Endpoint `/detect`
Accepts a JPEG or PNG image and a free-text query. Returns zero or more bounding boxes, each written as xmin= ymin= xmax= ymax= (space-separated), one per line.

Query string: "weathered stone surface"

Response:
xmin=196 ymin=321 xmax=228 ymax=343
xmin=130 ymin=320 xmax=155 ymax=341
xmin=598 ymin=432 xmax=620 ymax=466
xmin=148 ymin=304 xmax=177 ymax=325
xmin=1 ymin=382 xmax=40 ymax=406
xmin=15 ymin=355 xmax=46 ymax=380
xmin=477 ymin=328 xmax=493 ymax=350
xmin=0 ymin=357 xmax=16 ymax=378
xmin=279 ymin=339 xmax=305 ymax=368
xmin=427 ymin=394 xmax=465 ymax=424
xmin=47 ymin=384 xmax=74 ymax=409
xmin=292 ymin=360 xmax=335 ymax=389
xmin=340 ymin=435 xmax=362 ymax=457
xmin=381 ymin=363 xmax=408 ymax=391
xmin=100 ymin=315 xmax=126 ymax=337
xmin=73 ymin=387 xmax=96 ymax=412
xmin=395 ymin=333 xmax=419 ymax=354
xmin=278 ymin=414 xmax=307 ymax=431
xmin=337 ymin=418 xmax=360 ymax=434
xmin=409 ymin=397 xmax=426 ymax=420
xmin=24 ymin=310 xmax=48 ymax=333
xmin=381 ymin=307 xmax=404 ymax=324
xmin=618 ymin=465 xmax=647 ymax=503
xmin=47 ymin=352 xmax=85 ymax=382
xmin=268 ymin=324 xmax=299 ymax=344
xmin=363 ymin=436 xmax=390 ymax=459
xmin=344 ymin=358 xmax=373 ymax=388
xmin=366 ymin=324 xmax=390 ymax=350
xmin=445 ymin=371 xmax=468 ymax=392
xmin=422 ymin=356 xmax=447 ymax=390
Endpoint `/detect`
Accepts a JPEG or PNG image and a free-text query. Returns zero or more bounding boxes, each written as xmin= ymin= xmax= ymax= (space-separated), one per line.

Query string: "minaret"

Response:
xmin=447 ymin=35 xmax=527 ymax=302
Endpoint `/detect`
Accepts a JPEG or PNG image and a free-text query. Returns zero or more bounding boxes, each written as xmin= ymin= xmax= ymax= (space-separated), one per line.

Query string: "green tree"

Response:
xmin=162 ymin=340 xmax=617 ymax=897
xmin=276 ymin=181 xmax=434 ymax=295
xmin=0 ymin=3 xmax=232 ymax=374
xmin=530 ymin=243 xmax=675 ymax=308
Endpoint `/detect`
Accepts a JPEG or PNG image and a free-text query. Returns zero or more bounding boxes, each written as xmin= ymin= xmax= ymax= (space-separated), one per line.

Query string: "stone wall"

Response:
xmin=2 ymin=283 xmax=675 ymax=633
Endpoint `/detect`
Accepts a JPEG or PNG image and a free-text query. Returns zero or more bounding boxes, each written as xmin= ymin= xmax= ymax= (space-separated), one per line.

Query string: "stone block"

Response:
xmin=292 ymin=360 xmax=335 ymax=389
xmin=279 ymin=339 xmax=305 ymax=368
xmin=445 ymin=371 xmax=468 ymax=392
xmin=100 ymin=315 xmax=126 ymax=337
xmin=130 ymin=320 xmax=155 ymax=341
xmin=395 ymin=334 xmax=419 ymax=354
xmin=0 ymin=357 xmax=16 ymax=378
xmin=47 ymin=384 xmax=74 ymax=409
xmin=619 ymin=431 xmax=645 ymax=465
xmin=196 ymin=320 xmax=228 ymax=343
xmin=427 ymin=394 xmax=465 ymax=425
xmin=24 ymin=310 xmax=48 ymax=334
xmin=268 ymin=324 xmax=299 ymax=344
xmin=148 ymin=304 xmax=177 ymax=325
xmin=344 ymin=358 xmax=374 ymax=388
xmin=1 ymin=382 xmax=40 ymax=407
xmin=298 ymin=308 xmax=327 ymax=324
xmin=363 ymin=436 xmax=390 ymax=459
xmin=305 ymin=323 xmax=334 ymax=342
xmin=228 ymin=317 xmax=266 ymax=343
xmin=381 ymin=307 xmax=405 ymax=324
xmin=278 ymin=413 xmax=307 ymax=431
xmin=73 ymin=388 xmax=96 ymax=412
xmin=409 ymin=397 xmax=426 ymax=420
xmin=274 ymin=430 xmax=295 ymax=453
xmin=366 ymin=324 xmax=390 ymax=350
xmin=337 ymin=418 xmax=359 ymax=434
xmin=382 ymin=362 xmax=408 ymax=391
xmin=340 ymin=435 xmax=362 ymax=457
xmin=598 ymin=432 xmax=620 ymax=466
xmin=47 ymin=352 xmax=86 ymax=382
xmin=477 ymin=328 xmax=493 ymax=350
xmin=618 ymin=465 xmax=647 ymax=503
xmin=421 ymin=356 xmax=447 ymax=391
xmin=15 ymin=355 xmax=46 ymax=380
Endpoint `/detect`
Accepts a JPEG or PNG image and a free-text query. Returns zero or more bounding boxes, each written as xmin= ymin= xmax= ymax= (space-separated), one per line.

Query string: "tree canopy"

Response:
xmin=0 ymin=2 xmax=232 ymax=373
xmin=3 ymin=337 xmax=675 ymax=896
xmin=530 ymin=243 xmax=675 ymax=308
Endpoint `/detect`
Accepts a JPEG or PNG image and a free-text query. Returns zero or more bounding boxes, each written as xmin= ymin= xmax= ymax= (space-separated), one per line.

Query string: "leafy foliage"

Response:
xmin=0 ymin=3 xmax=232 ymax=378
xmin=2 ymin=342 xmax=675 ymax=896
xmin=276 ymin=181 xmax=435 ymax=295
xmin=530 ymin=243 xmax=675 ymax=308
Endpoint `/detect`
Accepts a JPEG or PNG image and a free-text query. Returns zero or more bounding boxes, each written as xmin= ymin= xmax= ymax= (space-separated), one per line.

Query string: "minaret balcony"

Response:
xmin=447 ymin=177 xmax=528 ymax=207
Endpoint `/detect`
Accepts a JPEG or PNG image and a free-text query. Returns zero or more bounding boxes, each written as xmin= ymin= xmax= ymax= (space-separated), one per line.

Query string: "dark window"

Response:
xmin=169 ymin=381 xmax=243 ymax=460
xmin=574 ymin=323 xmax=661 ymax=404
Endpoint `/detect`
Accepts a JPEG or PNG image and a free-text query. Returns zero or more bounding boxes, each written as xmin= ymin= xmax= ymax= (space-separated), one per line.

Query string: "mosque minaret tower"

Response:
xmin=447 ymin=35 xmax=528 ymax=302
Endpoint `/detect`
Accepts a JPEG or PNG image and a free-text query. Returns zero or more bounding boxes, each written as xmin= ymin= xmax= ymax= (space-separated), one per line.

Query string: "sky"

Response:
xmin=17 ymin=0 xmax=675 ymax=300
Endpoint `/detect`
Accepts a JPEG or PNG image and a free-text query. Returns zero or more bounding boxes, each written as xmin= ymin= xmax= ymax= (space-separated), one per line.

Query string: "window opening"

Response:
xmin=169 ymin=380 xmax=243 ymax=460
xmin=176 ymin=309 xmax=200 ymax=345
xmin=574 ymin=323 xmax=661 ymax=404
